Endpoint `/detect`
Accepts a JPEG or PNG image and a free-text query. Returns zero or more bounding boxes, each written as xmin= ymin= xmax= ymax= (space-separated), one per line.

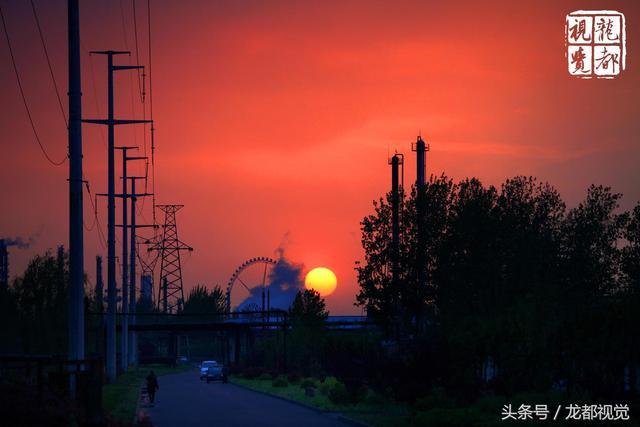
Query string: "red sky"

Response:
xmin=1 ymin=0 xmax=639 ymax=314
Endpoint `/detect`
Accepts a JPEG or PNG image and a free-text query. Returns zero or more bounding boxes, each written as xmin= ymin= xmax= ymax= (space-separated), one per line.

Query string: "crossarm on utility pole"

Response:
xmin=83 ymin=119 xmax=153 ymax=125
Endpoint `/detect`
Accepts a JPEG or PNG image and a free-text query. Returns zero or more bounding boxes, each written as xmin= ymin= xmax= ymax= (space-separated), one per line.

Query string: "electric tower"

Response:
xmin=148 ymin=205 xmax=193 ymax=313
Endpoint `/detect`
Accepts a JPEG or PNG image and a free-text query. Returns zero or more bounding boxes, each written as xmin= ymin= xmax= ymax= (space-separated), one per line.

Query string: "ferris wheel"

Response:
xmin=225 ymin=257 xmax=277 ymax=313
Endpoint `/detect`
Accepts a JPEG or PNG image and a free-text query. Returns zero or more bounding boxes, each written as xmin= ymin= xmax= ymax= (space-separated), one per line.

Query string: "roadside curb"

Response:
xmin=133 ymin=381 xmax=151 ymax=426
xmin=336 ymin=414 xmax=372 ymax=427
xmin=229 ymin=380 xmax=371 ymax=427
xmin=133 ymin=382 xmax=143 ymax=426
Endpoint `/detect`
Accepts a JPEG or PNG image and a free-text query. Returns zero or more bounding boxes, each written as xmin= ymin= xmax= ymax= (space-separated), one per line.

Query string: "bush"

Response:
xmin=228 ymin=365 xmax=243 ymax=376
xmin=242 ymin=367 xmax=265 ymax=379
xmin=471 ymin=395 xmax=507 ymax=413
xmin=319 ymin=376 xmax=339 ymax=395
xmin=410 ymin=407 xmax=498 ymax=427
xmin=414 ymin=387 xmax=455 ymax=411
xmin=287 ymin=373 xmax=301 ymax=384
xmin=328 ymin=381 xmax=351 ymax=405
xmin=272 ymin=376 xmax=289 ymax=387
xmin=299 ymin=378 xmax=317 ymax=389
xmin=363 ymin=388 xmax=386 ymax=406
xmin=257 ymin=373 xmax=273 ymax=381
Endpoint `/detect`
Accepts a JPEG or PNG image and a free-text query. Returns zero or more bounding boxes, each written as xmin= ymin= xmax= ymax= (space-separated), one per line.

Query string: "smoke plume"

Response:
xmin=1 ymin=236 xmax=35 ymax=249
xmin=237 ymin=248 xmax=305 ymax=311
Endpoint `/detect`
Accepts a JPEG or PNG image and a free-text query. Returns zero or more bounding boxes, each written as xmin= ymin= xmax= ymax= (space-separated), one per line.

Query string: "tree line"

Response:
xmin=356 ymin=175 xmax=640 ymax=400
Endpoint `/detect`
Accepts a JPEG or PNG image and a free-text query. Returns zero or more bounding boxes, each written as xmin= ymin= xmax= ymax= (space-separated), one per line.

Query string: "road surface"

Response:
xmin=146 ymin=370 xmax=352 ymax=427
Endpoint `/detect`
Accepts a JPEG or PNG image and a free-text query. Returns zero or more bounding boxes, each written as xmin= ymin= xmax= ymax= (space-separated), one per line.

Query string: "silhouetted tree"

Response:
xmin=182 ymin=284 xmax=226 ymax=319
xmin=12 ymin=250 xmax=69 ymax=354
xmin=289 ymin=289 xmax=328 ymax=375
xmin=356 ymin=175 xmax=636 ymax=400
xmin=289 ymin=289 xmax=328 ymax=326
xmin=556 ymin=185 xmax=628 ymax=396
xmin=0 ymin=286 xmax=20 ymax=352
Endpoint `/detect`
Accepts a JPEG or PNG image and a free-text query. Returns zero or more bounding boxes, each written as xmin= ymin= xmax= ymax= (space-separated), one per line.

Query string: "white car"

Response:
xmin=199 ymin=360 xmax=218 ymax=380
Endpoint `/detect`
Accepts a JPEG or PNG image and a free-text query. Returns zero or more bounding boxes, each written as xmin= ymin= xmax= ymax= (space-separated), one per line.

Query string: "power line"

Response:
xmin=85 ymin=181 xmax=107 ymax=249
xmin=147 ymin=0 xmax=157 ymax=227
xmin=30 ymin=0 xmax=67 ymax=129
xmin=0 ymin=4 xmax=67 ymax=166
xmin=133 ymin=0 xmax=147 ymax=198
xmin=132 ymin=0 xmax=143 ymax=102
xmin=118 ymin=0 xmax=130 ymax=50
xmin=118 ymin=0 xmax=139 ymax=147
xmin=87 ymin=52 xmax=107 ymax=147
xmin=83 ymin=191 xmax=97 ymax=232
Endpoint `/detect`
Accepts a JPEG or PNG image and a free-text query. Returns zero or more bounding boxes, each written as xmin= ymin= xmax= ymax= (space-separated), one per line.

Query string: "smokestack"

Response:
xmin=389 ymin=153 xmax=404 ymax=288
xmin=413 ymin=135 xmax=429 ymax=333
xmin=414 ymin=135 xmax=428 ymax=189
xmin=0 ymin=239 xmax=8 ymax=290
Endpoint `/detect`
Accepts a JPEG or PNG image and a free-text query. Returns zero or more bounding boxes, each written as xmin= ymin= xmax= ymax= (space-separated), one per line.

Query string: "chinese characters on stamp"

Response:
xmin=566 ymin=10 xmax=626 ymax=78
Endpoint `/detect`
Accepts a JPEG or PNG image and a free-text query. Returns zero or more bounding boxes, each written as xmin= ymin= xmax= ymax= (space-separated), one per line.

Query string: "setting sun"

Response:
xmin=304 ymin=267 xmax=338 ymax=296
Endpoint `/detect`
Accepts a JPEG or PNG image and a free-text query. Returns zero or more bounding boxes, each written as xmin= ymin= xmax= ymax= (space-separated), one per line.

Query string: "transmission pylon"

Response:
xmin=148 ymin=205 xmax=193 ymax=313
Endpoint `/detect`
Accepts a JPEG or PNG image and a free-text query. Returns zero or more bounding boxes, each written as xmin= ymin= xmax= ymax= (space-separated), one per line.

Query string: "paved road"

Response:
xmin=146 ymin=370 xmax=351 ymax=427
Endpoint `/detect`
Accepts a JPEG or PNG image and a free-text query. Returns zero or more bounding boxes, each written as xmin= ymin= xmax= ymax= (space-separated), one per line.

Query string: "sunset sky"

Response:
xmin=1 ymin=0 xmax=639 ymax=314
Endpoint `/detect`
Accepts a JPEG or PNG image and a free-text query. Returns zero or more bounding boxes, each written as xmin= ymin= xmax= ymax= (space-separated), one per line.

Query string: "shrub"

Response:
xmin=299 ymin=378 xmax=317 ymax=389
xmin=257 ymin=373 xmax=273 ymax=381
xmin=242 ymin=367 xmax=265 ymax=379
xmin=414 ymin=387 xmax=455 ymax=411
xmin=411 ymin=407 xmax=498 ymax=427
xmin=272 ymin=376 xmax=289 ymax=388
xmin=328 ymin=381 xmax=351 ymax=405
xmin=228 ymin=365 xmax=243 ymax=376
xmin=363 ymin=388 xmax=386 ymax=406
xmin=287 ymin=373 xmax=301 ymax=384
xmin=319 ymin=376 xmax=339 ymax=395
xmin=472 ymin=395 xmax=507 ymax=413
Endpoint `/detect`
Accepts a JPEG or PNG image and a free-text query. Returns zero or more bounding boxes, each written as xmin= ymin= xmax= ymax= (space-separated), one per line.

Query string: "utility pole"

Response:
xmin=126 ymin=175 xmax=153 ymax=365
xmin=67 ymin=0 xmax=84 ymax=370
xmin=96 ymin=256 xmax=104 ymax=312
xmin=115 ymin=146 xmax=133 ymax=372
xmin=95 ymin=256 xmax=104 ymax=359
xmin=114 ymin=146 xmax=143 ymax=371
xmin=83 ymin=51 xmax=150 ymax=382
xmin=98 ymin=173 xmax=151 ymax=367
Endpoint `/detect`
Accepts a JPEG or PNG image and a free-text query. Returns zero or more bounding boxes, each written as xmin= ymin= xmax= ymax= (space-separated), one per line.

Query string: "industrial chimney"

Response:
xmin=412 ymin=135 xmax=429 ymax=189
xmin=389 ymin=153 xmax=404 ymax=289
xmin=0 ymin=239 xmax=8 ymax=290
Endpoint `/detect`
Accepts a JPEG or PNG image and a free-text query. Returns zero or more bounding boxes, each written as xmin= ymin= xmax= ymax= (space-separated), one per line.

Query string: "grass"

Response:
xmin=102 ymin=364 xmax=192 ymax=423
xmin=230 ymin=375 xmax=407 ymax=425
